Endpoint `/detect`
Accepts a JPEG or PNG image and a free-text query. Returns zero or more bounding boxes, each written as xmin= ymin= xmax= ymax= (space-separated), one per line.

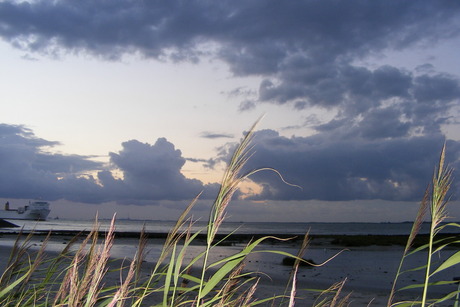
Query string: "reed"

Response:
xmin=389 ymin=144 xmax=459 ymax=307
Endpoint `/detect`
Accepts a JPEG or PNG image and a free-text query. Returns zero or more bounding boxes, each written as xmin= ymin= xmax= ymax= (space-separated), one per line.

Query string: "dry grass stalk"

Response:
xmin=53 ymin=215 xmax=116 ymax=306
xmin=288 ymin=265 xmax=298 ymax=307
xmin=387 ymin=186 xmax=429 ymax=306
xmin=107 ymin=258 xmax=136 ymax=307
xmin=388 ymin=144 xmax=455 ymax=306
xmin=241 ymin=278 xmax=259 ymax=306
xmin=285 ymin=231 xmax=310 ymax=304
xmin=0 ymin=229 xmax=53 ymax=305
xmin=328 ymin=279 xmax=350 ymax=307
xmin=134 ymin=224 xmax=148 ymax=282
xmin=430 ymin=144 xmax=453 ymax=232
xmin=133 ymin=195 xmax=200 ymax=307
xmin=215 ymin=262 xmax=246 ymax=305
xmin=85 ymin=215 xmax=116 ymax=305
xmin=1 ymin=228 xmax=33 ymax=287
xmin=197 ymin=119 xmax=263 ymax=305
xmin=159 ymin=193 xmax=201 ymax=266
xmin=421 ymin=143 xmax=453 ymax=306
xmin=54 ymin=224 xmax=96 ymax=305
xmin=314 ymin=279 xmax=349 ymax=307
xmin=17 ymin=232 xmax=51 ymax=292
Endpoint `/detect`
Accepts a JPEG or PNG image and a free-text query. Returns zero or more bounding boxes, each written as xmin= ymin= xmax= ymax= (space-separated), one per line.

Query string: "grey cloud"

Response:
xmin=0 ymin=124 xmax=218 ymax=204
xmin=33 ymin=154 xmax=102 ymax=175
xmin=200 ymin=132 xmax=234 ymax=139
xmin=293 ymin=101 xmax=308 ymax=110
xmin=310 ymin=66 xmax=460 ymax=138
xmin=315 ymin=118 xmax=348 ymax=133
xmin=1 ymin=1 xmax=458 ymax=68
xmin=58 ymin=175 xmax=104 ymax=203
xmin=0 ymin=124 xmax=103 ymax=201
xmin=413 ymin=74 xmax=460 ymax=103
xmin=358 ymin=107 xmax=411 ymax=139
xmin=186 ymin=157 xmax=218 ymax=170
xmin=225 ymin=129 xmax=460 ymax=202
xmin=224 ymin=87 xmax=257 ymax=99
xmin=0 ymin=124 xmax=59 ymax=148
xmin=107 ymin=138 xmax=206 ymax=202
xmin=400 ymin=74 xmax=460 ymax=135
xmin=369 ymin=66 xmax=412 ymax=99
xmin=256 ymin=62 xmax=418 ymax=120
xmin=415 ymin=64 xmax=435 ymax=74
xmin=219 ymin=42 xmax=287 ymax=76
xmin=238 ymin=100 xmax=256 ymax=112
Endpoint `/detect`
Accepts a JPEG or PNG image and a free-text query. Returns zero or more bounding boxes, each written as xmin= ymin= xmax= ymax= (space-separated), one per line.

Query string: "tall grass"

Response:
xmin=0 ymin=124 xmax=458 ymax=307
xmin=389 ymin=144 xmax=459 ymax=307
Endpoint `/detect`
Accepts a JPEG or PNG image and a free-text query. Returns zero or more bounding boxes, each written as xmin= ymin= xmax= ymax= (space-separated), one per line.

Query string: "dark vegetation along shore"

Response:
xmin=1 ymin=227 xmax=460 ymax=248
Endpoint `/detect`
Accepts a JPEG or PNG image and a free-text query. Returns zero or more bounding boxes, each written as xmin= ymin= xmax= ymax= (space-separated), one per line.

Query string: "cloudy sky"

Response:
xmin=1 ymin=1 xmax=460 ymax=222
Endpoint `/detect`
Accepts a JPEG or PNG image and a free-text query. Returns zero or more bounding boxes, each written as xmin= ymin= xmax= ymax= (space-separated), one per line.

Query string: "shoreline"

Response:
xmin=1 ymin=229 xmax=459 ymax=248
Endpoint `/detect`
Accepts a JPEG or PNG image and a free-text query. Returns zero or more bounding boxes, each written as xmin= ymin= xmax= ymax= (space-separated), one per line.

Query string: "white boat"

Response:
xmin=1 ymin=201 xmax=51 ymax=221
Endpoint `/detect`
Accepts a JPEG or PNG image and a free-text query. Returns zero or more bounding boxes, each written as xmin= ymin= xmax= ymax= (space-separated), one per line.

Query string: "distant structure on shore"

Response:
xmin=1 ymin=201 xmax=51 ymax=221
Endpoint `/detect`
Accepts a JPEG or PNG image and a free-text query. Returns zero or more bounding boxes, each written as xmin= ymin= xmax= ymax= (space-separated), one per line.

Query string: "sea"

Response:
xmin=1 ymin=219 xmax=457 ymax=236
xmin=2 ymin=218 xmax=460 ymax=301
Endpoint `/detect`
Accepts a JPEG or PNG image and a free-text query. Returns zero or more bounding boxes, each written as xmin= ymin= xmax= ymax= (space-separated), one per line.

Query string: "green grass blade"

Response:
xmin=430 ymin=250 xmax=460 ymax=276
xmin=392 ymin=301 xmax=422 ymax=307
xmin=200 ymin=237 xmax=271 ymax=298
xmin=163 ymin=244 xmax=176 ymax=306
xmin=401 ymin=263 xmax=428 ymax=274
xmin=200 ymin=255 xmax=245 ymax=298
xmin=432 ymin=290 xmax=460 ymax=305
xmin=0 ymin=269 xmax=30 ymax=299
xmin=399 ymin=280 xmax=457 ymax=291
xmin=206 ymin=237 xmax=291 ymax=269
xmin=182 ymin=275 xmax=202 ymax=284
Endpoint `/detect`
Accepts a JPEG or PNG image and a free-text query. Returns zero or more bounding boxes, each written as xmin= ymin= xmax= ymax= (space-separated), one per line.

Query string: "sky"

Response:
xmin=1 ymin=0 xmax=460 ymax=223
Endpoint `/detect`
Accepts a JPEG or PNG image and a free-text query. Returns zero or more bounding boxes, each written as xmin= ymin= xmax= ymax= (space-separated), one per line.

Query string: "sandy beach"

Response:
xmin=1 ymin=232 xmax=459 ymax=306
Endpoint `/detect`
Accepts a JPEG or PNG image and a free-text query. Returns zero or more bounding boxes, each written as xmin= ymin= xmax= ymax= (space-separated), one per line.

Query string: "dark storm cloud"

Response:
xmin=1 ymin=1 xmax=458 ymax=67
xmin=309 ymin=66 xmax=460 ymax=138
xmin=226 ymin=130 xmax=460 ymax=202
xmin=1 ymin=1 xmax=459 ymax=116
xmin=357 ymin=107 xmax=411 ymax=139
xmin=0 ymin=124 xmax=103 ymax=201
xmin=106 ymin=138 xmax=205 ymax=202
xmin=0 ymin=124 xmax=216 ymax=204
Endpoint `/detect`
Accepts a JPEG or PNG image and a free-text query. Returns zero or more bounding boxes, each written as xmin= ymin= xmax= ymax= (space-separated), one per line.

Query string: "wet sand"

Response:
xmin=1 ymin=232 xmax=459 ymax=306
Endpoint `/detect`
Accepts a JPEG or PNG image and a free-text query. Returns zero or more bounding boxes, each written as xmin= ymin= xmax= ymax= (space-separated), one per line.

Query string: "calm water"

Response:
xmin=2 ymin=218 xmax=460 ymax=302
xmin=1 ymin=219 xmax=453 ymax=236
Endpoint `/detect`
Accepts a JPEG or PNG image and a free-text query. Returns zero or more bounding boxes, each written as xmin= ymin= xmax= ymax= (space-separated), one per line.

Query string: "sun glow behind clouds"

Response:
xmin=238 ymin=179 xmax=264 ymax=199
